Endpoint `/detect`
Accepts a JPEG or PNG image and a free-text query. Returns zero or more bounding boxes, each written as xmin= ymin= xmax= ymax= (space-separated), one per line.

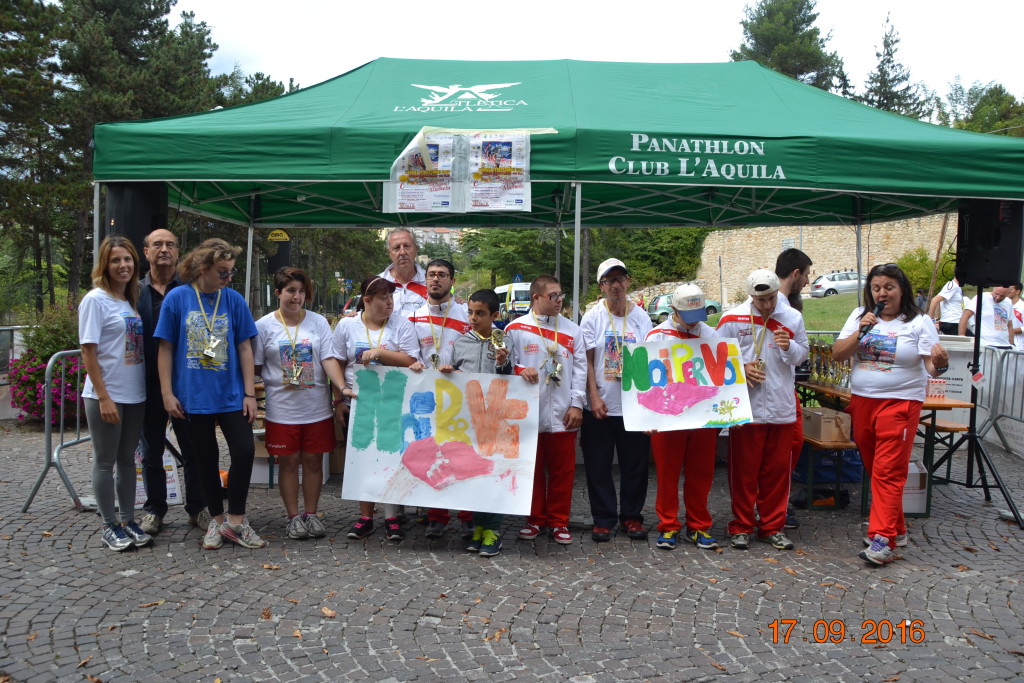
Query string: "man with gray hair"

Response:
xmin=379 ymin=228 xmax=428 ymax=317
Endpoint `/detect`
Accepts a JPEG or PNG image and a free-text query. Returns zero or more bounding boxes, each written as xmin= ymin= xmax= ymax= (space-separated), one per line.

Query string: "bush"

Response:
xmin=9 ymin=305 xmax=81 ymax=423
xmin=896 ymin=247 xmax=955 ymax=295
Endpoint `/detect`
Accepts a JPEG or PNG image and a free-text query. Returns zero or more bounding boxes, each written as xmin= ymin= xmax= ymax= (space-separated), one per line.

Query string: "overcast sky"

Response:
xmin=174 ymin=0 xmax=1022 ymax=99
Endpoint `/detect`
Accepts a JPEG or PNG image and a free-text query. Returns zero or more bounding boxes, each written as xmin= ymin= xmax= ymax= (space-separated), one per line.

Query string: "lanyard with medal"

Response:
xmin=275 ymin=309 xmax=305 ymax=386
xmin=362 ymin=312 xmax=387 ymax=364
xmin=750 ymin=311 xmax=770 ymax=373
xmin=604 ymin=299 xmax=627 ymax=380
xmin=428 ymin=301 xmax=451 ymax=369
xmin=531 ymin=309 xmax=562 ymax=385
xmin=193 ymin=284 xmax=222 ymax=357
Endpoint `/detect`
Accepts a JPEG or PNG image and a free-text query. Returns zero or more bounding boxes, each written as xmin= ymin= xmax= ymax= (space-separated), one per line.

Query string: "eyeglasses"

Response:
xmin=425 ymin=272 xmax=451 ymax=280
xmin=149 ymin=241 xmax=177 ymax=249
xmin=545 ymin=292 xmax=566 ymax=302
xmin=600 ymin=276 xmax=627 ymax=286
xmin=217 ymin=268 xmax=238 ymax=280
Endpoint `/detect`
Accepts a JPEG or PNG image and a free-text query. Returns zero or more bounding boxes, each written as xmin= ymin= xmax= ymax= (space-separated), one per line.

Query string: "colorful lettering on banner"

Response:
xmin=621 ymin=338 xmax=753 ymax=432
xmin=343 ymin=366 xmax=539 ymax=515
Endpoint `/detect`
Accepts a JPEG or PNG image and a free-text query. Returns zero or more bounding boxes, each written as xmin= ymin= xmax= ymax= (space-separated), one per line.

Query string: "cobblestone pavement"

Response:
xmin=1 ymin=419 xmax=1022 ymax=682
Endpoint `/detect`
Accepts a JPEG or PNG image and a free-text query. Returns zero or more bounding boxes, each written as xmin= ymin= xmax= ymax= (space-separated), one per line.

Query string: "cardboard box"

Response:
xmin=902 ymin=460 xmax=928 ymax=514
xmin=801 ymin=407 xmax=851 ymax=442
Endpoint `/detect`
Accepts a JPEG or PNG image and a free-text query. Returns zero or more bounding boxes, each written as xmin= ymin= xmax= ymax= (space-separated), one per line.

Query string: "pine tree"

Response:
xmin=858 ymin=17 xmax=932 ymax=119
xmin=731 ymin=0 xmax=849 ymax=94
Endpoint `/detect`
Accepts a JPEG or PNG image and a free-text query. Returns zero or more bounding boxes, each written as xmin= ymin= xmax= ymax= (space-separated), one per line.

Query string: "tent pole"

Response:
xmin=572 ymin=182 xmax=582 ymax=321
xmin=92 ymin=182 xmax=101 ymax=270
xmin=245 ymin=208 xmax=255 ymax=306
xmin=854 ymin=195 xmax=864 ymax=308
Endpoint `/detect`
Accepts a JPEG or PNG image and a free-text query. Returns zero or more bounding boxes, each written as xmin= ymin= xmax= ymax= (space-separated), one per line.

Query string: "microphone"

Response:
xmin=858 ymin=301 xmax=886 ymax=341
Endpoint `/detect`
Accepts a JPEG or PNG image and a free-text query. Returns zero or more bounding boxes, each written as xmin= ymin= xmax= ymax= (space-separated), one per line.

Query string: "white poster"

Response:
xmin=467 ymin=132 xmax=530 ymax=211
xmin=389 ymin=133 xmax=455 ymax=212
xmin=133 ymin=441 xmax=182 ymax=509
xmin=343 ymin=366 xmax=539 ymax=515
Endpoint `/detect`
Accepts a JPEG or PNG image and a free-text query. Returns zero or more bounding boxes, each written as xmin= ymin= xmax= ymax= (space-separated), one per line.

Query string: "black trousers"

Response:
xmin=141 ymin=383 xmax=205 ymax=517
xmin=172 ymin=410 xmax=254 ymax=518
xmin=581 ymin=411 xmax=651 ymax=529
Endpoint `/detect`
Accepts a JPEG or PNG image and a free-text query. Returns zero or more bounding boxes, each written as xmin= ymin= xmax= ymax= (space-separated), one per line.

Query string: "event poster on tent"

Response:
xmin=620 ymin=337 xmax=752 ymax=432
xmin=343 ymin=366 xmax=539 ymax=515
xmin=389 ymin=133 xmax=455 ymax=212
xmin=467 ymin=132 xmax=530 ymax=211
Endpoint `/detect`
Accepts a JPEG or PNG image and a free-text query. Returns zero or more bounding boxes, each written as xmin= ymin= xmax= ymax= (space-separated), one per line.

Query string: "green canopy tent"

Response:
xmin=92 ymin=58 xmax=1024 ymax=315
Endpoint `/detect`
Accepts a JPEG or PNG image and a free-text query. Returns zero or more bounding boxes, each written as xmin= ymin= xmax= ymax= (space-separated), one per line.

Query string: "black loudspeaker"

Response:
xmin=955 ymin=199 xmax=1024 ymax=287
xmin=104 ymin=182 xmax=168 ymax=258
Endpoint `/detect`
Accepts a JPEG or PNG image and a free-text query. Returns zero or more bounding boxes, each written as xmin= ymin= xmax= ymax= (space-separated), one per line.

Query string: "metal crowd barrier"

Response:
xmin=21 ymin=349 xmax=93 ymax=513
xmin=979 ymin=346 xmax=1024 ymax=457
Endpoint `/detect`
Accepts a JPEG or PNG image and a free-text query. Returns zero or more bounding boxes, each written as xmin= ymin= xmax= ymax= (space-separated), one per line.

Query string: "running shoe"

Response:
xmin=685 ymin=528 xmax=719 ymax=550
xmin=101 ymin=524 xmax=133 ymax=552
xmin=221 ymin=520 xmax=268 ymax=549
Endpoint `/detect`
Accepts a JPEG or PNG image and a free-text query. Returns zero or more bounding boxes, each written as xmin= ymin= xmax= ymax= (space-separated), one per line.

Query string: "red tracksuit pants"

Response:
xmin=728 ymin=423 xmax=793 ymax=536
xmin=651 ymin=428 xmax=720 ymax=532
xmin=850 ymin=395 xmax=922 ymax=549
xmin=527 ymin=431 xmax=578 ymax=528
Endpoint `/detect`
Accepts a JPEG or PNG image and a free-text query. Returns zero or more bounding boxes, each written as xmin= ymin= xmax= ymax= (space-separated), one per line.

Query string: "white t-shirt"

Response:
xmin=78 ymin=288 xmax=146 ymax=404
xmin=838 ymin=309 xmax=938 ymax=402
xmin=935 ymin=279 xmax=964 ymax=324
xmin=1013 ymin=300 xmax=1024 ymax=352
xmin=965 ymin=293 xmax=1014 ymax=348
xmin=255 ymin=310 xmax=339 ymax=425
xmin=379 ymin=264 xmax=428 ymax=318
xmin=331 ymin=311 xmax=419 ymax=396
xmin=580 ymin=300 xmax=653 ymax=416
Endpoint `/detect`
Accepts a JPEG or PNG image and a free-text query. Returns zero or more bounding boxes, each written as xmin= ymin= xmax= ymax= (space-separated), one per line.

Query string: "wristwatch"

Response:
xmin=934 ymin=366 xmax=948 ymax=375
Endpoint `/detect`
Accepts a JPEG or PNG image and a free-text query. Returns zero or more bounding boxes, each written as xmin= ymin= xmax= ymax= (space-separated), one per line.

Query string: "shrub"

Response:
xmin=9 ymin=305 xmax=81 ymax=423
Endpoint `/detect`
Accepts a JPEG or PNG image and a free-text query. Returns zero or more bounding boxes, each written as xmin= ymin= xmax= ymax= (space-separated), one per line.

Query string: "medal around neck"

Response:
xmin=430 ymin=353 xmax=441 ymax=369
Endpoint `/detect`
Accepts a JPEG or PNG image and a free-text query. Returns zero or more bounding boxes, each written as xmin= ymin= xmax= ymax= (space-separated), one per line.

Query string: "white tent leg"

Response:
xmin=572 ymin=182 xmax=582 ymax=321
xmin=245 ymin=221 xmax=254 ymax=305
xmin=855 ymin=216 xmax=863 ymax=308
xmin=93 ymin=183 xmax=100 ymax=270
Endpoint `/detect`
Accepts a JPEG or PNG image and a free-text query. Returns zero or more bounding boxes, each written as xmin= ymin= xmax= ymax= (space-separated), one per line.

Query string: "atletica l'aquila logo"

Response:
xmin=393 ymin=82 xmax=528 ymax=113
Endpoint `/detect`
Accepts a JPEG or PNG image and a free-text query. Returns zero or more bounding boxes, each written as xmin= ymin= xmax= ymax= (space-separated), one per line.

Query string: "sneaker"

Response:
xmin=478 ymin=529 xmax=502 ymax=557
xmin=785 ymin=505 xmax=800 ymax=529
xmin=460 ymin=520 xmax=476 ymax=539
xmin=122 ymin=521 xmax=153 ymax=547
xmin=347 ymin=516 xmax=374 ymax=540
xmin=518 ymin=523 xmax=542 ymax=540
xmin=623 ymin=519 xmax=648 ymax=540
xmin=221 ymin=519 xmax=268 ymax=549
xmin=591 ymin=526 xmax=612 ymax=543
xmin=860 ymin=535 xmax=895 ymax=566
xmin=303 ymin=513 xmax=327 ymax=539
xmin=759 ymin=531 xmax=795 ymax=550
xmin=656 ymin=530 xmax=679 ymax=550
xmin=730 ymin=532 xmax=750 ymax=550
xmin=139 ymin=513 xmax=162 ymax=535
xmin=287 ymin=515 xmax=309 ymax=540
xmin=551 ymin=526 xmax=573 ymax=545
xmin=202 ymin=518 xmax=223 ymax=550
xmin=188 ymin=510 xmax=212 ymax=529
xmin=466 ymin=526 xmax=484 ymax=552
xmin=424 ymin=520 xmax=446 ymax=538
xmin=101 ymin=524 xmax=133 ymax=552
xmin=384 ymin=516 xmax=405 ymax=542
xmin=686 ymin=528 xmax=719 ymax=550
xmin=863 ymin=533 xmax=908 ymax=548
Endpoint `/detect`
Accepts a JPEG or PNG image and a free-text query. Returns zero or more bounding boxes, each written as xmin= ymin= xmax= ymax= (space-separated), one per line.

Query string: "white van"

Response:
xmin=494 ymin=283 xmax=532 ymax=321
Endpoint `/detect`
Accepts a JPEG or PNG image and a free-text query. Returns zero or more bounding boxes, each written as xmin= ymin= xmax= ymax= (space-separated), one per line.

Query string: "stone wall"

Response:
xmin=695 ymin=213 xmax=957 ymax=305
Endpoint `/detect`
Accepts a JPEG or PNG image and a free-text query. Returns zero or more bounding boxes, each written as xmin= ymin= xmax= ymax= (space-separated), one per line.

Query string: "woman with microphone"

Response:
xmin=832 ymin=263 xmax=948 ymax=566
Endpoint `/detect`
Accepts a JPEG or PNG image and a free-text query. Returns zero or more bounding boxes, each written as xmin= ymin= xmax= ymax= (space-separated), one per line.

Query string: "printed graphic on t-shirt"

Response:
xmin=994 ymin=305 xmax=1009 ymax=332
xmin=278 ymin=339 xmax=314 ymax=389
xmin=355 ymin=341 xmax=381 ymax=365
xmin=602 ymin=331 xmax=639 ymax=380
xmin=122 ymin=313 xmax=143 ymax=365
xmin=185 ymin=310 xmax=229 ymax=370
xmin=857 ymin=331 xmax=896 ymax=371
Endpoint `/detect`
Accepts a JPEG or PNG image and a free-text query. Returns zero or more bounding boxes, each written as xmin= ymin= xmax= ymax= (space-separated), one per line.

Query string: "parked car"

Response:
xmin=342 ymin=294 xmax=362 ymax=314
xmin=810 ymin=271 xmax=866 ymax=298
xmin=646 ymin=293 xmax=722 ymax=323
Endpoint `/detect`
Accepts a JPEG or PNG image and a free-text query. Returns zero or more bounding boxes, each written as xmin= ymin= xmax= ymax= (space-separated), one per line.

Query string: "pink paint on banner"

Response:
xmin=402 ymin=436 xmax=495 ymax=490
xmin=637 ymin=383 xmax=720 ymax=415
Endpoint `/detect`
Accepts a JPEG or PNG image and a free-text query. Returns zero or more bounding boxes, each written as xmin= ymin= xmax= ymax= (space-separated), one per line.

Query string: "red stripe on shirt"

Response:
xmin=647 ymin=328 xmax=699 ymax=340
xmin=408 ymin=316 xmax=472 ymax=334
xmin=717 ymin=313 xmax=794 ymax=337
xmin=506 ymin=321 xmax=576 ymax=353
xmin=398 ymin=282 xmax=428 ymax=298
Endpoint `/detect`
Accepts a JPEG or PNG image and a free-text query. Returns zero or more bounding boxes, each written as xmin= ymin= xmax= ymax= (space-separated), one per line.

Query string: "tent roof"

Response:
xmin=92 ymin=58 xmax=1024 ymax=227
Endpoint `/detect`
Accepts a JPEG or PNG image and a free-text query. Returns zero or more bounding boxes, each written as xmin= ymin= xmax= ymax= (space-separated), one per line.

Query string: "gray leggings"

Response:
xmin=85 ymin=398 xmax=146 ymax=525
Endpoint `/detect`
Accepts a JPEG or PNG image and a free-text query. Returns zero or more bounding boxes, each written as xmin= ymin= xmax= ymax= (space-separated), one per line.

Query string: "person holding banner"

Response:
xmin=408 ymin=258 xmax=475 ymax=540
xmin=833 ymin=263 xmax=948 ymax=566
xmin=255 ymin=268 xmax=347 ymax=541
xmin=645 ymin=284 xmax=721 ymax=550
xmin=580 ymin=258 xmax=653 ymax=543
xmin=717 ymin=269 xmax=808 ymax=552
xmin=332 ymin=275 xmax=419 ymax=542
xmin=507 ymin=275 xmax=587 ymax=545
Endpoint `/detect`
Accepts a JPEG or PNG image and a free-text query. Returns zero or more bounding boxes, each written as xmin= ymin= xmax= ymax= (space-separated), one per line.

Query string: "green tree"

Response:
xmin=896 ymin=247 xmax=954 ymax=295
xmin=937 ymin=79 xmax=1024 ymax=136
xmin=858 ymin=17 xmax=932 ymax=119
xmin=731 ymin=0 xmax=850 ymax=94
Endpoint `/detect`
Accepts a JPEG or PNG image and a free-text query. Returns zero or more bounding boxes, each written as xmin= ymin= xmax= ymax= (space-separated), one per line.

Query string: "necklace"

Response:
xmin=531 ymin=309 xmax=563 ymax=386
xmin=428 ymin=300 xmax=451 ymax=368
xmin=362 ymin=312 xmax=387 ymax=349
xmin=750 ymin=308 xmax=771 ymax=368
xmin=275 ymin=308 xmax=305 ymax=385
xmin=192 ymin=284 xmax=222 ymax=357
xmin=603 ymin=299 xmax=629 ymax=378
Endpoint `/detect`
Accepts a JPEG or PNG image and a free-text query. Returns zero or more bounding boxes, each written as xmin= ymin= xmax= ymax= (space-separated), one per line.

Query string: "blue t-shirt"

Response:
xmin=153 ymin=284 xmax=258 ymax=414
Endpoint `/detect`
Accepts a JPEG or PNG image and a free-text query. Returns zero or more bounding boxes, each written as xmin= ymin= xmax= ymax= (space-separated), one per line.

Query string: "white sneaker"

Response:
xmin=859 ymin=535 xmax=895 ymax=565
xmin=140 ymin=513 xmax=162 ymax=535
xmin=286 ymin=515 xmax=309 ymax=540
xmin=863 ymin=533 xmax=908 ymax=548
xmin=303 ymin=514 xmax=327 ymax=538
xmin=202 ymin=519 xmax=223 ymax=550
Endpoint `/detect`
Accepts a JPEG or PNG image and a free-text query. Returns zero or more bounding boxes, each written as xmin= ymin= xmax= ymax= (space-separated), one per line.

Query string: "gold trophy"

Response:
xmin=490 ymin=328 xmax=506 ymax=350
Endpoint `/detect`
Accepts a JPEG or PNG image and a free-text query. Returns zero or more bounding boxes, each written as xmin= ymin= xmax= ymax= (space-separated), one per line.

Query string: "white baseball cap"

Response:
xmin=670 ymin=283 xmax=708 ymax=323
xmin=746 ymin=269 xmax=781 ymax=297
xmin=597 ymin=258 xmax=628 ymax=283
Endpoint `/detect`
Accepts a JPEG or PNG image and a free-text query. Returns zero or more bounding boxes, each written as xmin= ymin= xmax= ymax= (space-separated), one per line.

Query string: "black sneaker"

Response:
xmin=459 ymin=520 xmax=476 ymax=539
xmin=384 ymin=516 xmax=405 ymax=542
xmin=424 ymin=521 xmax=446 ymax=538
xmin=347 ymin=516 xmax=374 ymax=539
xmin=785 ymin=505 xmax=800 ymax=529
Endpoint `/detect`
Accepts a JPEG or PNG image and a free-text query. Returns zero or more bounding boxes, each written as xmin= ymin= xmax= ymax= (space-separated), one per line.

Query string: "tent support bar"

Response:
xmin=572 ymin=182 xmax=582 ymax=321
xmin=93 ymin=183 xmax=101 ymax=271
xmin=245 ymin=195 xmax=255 ymax=305
xmin=854 ymin=195 xmax=864 ymax=308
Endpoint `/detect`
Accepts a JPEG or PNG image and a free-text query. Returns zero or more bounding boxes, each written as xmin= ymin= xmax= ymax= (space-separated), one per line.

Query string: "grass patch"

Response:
xmin=708 ymin=292 xmax=861 ymax=334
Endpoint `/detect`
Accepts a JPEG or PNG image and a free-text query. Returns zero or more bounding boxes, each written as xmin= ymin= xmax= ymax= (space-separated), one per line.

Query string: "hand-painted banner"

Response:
xmin=343 ymin=366 xmax=539 ymax=515
xmin=621 ymin=338 xmax=752 ymax=431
